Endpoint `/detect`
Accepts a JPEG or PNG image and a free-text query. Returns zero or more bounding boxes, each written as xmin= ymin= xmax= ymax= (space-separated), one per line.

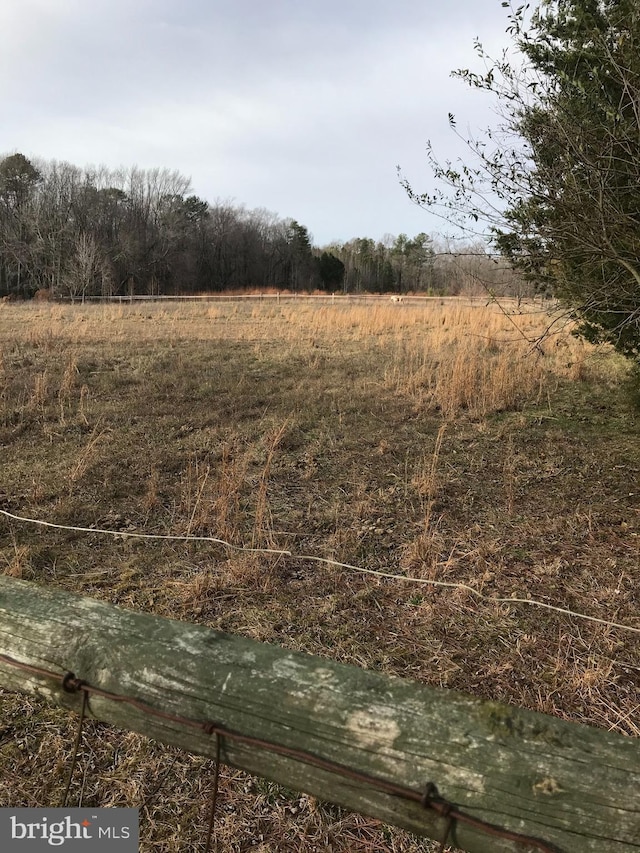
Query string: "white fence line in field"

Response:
xmin=78 ymin=293 xmax=552 ymax=309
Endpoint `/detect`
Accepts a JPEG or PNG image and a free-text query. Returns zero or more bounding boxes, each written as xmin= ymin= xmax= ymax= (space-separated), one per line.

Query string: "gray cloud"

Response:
xmin=1 ymin=0 xmax=513 ymax=244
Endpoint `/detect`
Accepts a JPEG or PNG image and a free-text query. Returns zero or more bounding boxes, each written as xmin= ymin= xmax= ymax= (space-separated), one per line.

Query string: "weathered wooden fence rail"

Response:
xmin=0 ymin=576 xmax=638 ymax=852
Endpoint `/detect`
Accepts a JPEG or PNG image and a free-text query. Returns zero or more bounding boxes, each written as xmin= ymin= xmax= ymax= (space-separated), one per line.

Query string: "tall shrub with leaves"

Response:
xmin=402 ymin=0 xmax=640 ymax=358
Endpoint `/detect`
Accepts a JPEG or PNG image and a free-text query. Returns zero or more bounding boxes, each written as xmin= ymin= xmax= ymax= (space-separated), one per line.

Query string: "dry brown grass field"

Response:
xmin=0 ymin=298 xmax=638 ymax=851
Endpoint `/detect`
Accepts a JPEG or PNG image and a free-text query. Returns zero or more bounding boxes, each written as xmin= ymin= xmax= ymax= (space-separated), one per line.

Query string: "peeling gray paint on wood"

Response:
xmin=0 ymin=576 xmax=639 ymax=852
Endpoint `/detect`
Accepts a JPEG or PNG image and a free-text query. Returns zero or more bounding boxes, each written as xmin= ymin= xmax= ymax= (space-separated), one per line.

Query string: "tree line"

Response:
xmin=325 ymin=234 xmax=528 ymax=298
xmin=0 ymin=152 xmax=527 ymax=300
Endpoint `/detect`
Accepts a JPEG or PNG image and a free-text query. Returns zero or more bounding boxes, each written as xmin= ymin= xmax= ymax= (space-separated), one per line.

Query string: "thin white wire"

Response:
xmin=2 ymin=508 xmax=640 ymax=636
xmin=0 ymin=509 xmax=291 ymax=557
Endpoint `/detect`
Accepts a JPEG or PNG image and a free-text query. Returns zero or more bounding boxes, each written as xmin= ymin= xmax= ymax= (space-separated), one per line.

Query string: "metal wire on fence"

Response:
xmin=0 ymin=651 xmax=558 ymax=853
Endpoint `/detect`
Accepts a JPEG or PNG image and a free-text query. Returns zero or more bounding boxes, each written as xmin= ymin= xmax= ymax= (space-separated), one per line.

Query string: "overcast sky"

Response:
xmin=1 ymin=0 xmax=514 ymax=246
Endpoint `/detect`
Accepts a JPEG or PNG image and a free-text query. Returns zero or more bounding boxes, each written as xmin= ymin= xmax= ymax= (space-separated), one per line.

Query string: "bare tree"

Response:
xmin=63 ymin=232 xmax=105 ymax=302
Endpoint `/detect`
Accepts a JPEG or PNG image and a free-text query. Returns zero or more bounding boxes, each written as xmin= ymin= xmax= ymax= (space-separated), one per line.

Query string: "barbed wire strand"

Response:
xmin=205 ymin=734 xmax=221 ymax=853
xmin=0 ymin=653 xmax=560 ymax=853
xmin=2 ymin=508 xmax=639 ymax=638
xmin=60 ymin=686 xmax=87 ymax=808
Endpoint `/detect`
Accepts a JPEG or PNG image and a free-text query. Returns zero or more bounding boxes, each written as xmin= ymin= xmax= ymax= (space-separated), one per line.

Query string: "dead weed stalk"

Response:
xmin=252 ymin=417 xmax=290 ymax=550
xmin=68 ymin=422 xmax=111 ymax=488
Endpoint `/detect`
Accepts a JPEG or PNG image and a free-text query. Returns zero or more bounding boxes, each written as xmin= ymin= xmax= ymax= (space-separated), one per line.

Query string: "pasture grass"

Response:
xmin=0 ymin=298 xmax=638 ymax=851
